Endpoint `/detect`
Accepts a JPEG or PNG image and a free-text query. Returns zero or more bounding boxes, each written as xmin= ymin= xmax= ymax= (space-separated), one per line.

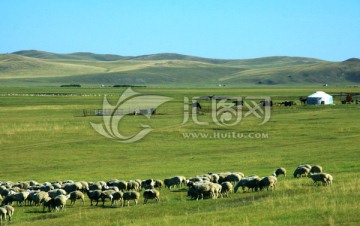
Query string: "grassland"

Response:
xmin=0 ymin=87 xmax=359 ymax=225
xmin=1 ymin=50 xmax=360 ymax=87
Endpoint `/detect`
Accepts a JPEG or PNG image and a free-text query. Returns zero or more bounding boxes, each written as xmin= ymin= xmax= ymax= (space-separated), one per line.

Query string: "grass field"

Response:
xmin=1 ymin=51 xmax=360 ymax=87
xmin=0 ymin=87 xmax=359 ymax=225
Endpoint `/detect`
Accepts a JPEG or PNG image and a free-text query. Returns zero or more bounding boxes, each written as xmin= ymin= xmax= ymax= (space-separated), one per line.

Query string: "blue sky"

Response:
xmin=1 ymin=0 xmax=359 ymax=61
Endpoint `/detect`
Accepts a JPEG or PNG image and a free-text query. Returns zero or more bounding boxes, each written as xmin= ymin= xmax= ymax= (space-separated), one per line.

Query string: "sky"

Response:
xmin=1 ymin=0 xmax=359 ymax=61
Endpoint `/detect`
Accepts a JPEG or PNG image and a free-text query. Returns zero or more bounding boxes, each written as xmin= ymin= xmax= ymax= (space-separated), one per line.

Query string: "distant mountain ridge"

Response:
xmin=0 ymin=50 xmax=359 ymax=86
xmin=12 ymin=50 xmax=127 ymax=61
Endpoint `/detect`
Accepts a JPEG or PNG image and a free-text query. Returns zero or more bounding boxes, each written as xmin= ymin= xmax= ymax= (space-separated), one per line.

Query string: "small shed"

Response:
xmin=306 ymin=91 xmax=333 ymax=105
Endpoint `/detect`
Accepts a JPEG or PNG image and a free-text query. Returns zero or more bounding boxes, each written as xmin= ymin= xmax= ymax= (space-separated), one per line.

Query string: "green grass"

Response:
xmin=0 ymin=87 xmax=360 ymax=225
xmin=1 ymin=51 xmax=360 ymax=87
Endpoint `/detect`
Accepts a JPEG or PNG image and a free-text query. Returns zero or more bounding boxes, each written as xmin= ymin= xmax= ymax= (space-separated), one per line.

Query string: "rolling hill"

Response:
xmin=0 ymin=50 xmax=359 ymax=86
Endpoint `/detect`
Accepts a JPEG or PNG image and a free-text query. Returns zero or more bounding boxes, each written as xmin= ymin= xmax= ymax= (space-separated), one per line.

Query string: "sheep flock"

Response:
xmin=0 ymin=164 xmax=333 ymax=223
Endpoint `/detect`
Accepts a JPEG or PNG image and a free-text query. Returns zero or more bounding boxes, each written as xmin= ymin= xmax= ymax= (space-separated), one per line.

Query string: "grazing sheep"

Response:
xmin=257 ymin=176 xmax=277 ymax=191
xmin=78 ymin=181 xmax=89 ymax=192
xmin=164 ymin=176 xmax=182 ymax=189
xmin=209 ymin=174 xmax=220 ymax=183
xmin=308 ymin=173 xmax=327 ymax=186
xmin=211 ymin=183 xmax=222 ymax=199
xmin=293 ymin=166 xmax=310 ymax=178
xmin=29 ymin=180 xmax=40 ymax=186
xmin=101 ymin=190 xmax=116 ymax=206
xmin=62 ymin=182 xmax=82 ymax=194
xmin=143 ymin=189 xmax=160 ymax=204
xmin=187 ymin=187 xmax=199 ymax=200
xmin=113 ymin=181 xmax=127 ymax=191
xmin=97 ymin=181 xmax=107 ymax=187
xmin=127 ymin=181 xmax=140 ymax=191
xmin=0 ymin=207 xmax=6 ymax=224
xmin=188 ymin=177 xmax=209 ymax=183
xmin=1 ymin=182 xmax=13 ymax=189
xmin=225 ymin=173 xmax=242 ymax=184
xmin=107 ymin=179 xmax=120 ymax=186
xmin=10 ymin=191 xmax=29 ymax=206
xmin=188 ymin=181 xmax=214 ymax=200
xmin=62 ymin=180 xmax=74 ymax=184
xmin=273 ymin=167 xmax=286 ymax=177
xmin=51 ymin=183 xmax=62 ymax=189
xmin=179 ymin=176 xmax=187 ymax=187
xmin=48 ymin=189 xmax=67 ymax=198
xmin=234 ymin=176 xmax=261 ymax=193
xmin=13 ymin=181 xmax=30 ymax=189
xmin=122 ymin=191 xmax=140 ymax=207
xmin=142 ymin=179 xmax=155 ymax=190
xmin=53 ymin=195 xmax=69 ymax=211
xmin=324 ymin=173 xmax=333 ymax=185
xmin=2 ymin=205 xmax=14 ymax=222
xmin=308 ymin=173 xmax=333 ymax=186
xmin=69 ymin=191 xmax=85 ymax=205
xmin=1 ymin=195 xmax=14 ymax=206
xmin=29 ymin=191 xmax=49 ymax=206
xmin=39 ymin=185 xmax=54 ymax=192
xmin=154 ymin=180 xmax=163 ymax=189
xmin=105 ymin=186 xmax=120 ymax=192
xmin=221 ymin=182 xmax=233 ymax=197
xmin=135 ymin=179 xmax=143 ymax=190
xmin=86 ymin=190 xmax=102 ymax=206
xmin=43 ymin=182 xmax=52 ymax=187
xmin=0 ymin=187 xmax=8 ymax=197
xmin=110 ymin=191 xmax=123 ymax=207
xmin=217 ymin=173 xmax=230 ymax=184
xmin=310 ymin=165 xmax=323 ymax=173
xmin=88 ymin=182 xmax=102 ymax=191
xmin=42 ymin=196 xmax=54 ymax=212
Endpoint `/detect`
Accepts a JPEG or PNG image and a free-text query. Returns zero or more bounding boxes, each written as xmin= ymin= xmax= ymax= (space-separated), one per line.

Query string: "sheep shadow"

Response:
xmin=170 ymin=188 xmax=188 ymax=193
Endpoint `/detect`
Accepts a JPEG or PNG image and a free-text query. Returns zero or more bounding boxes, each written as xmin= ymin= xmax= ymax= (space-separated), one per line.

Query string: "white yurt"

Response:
xmin=306 ymin=91 xmax=333 ymax=105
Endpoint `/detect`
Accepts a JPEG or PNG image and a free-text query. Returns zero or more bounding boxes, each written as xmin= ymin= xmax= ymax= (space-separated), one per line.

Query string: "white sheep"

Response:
xmin=2 ymin=205 xmax=14 ymax=222
xmin=154 ymin=180 xmax=163 ymax=190
xmin=101 ymin=190 xmax=116 ymax=206
xmin=221 ymin=182 xmax=233 ymax=197
xmin=188 ymin=181 xmax=215 ymax=200
xmin=324 ymin=173 xmax=333 ymax=185
xmin=273 ymin=167 xmax=286 ymax=177
xmin=122 ymin=191 xmax=140 ymax=207
xmin=0 ymin=207 xmax=6 ymax=224
xmin=53 ymin=195 xmax=69 ymax=211
xmin=293 ymin=166 xmax=310 ymax=178
xmin=308 ymin=173 xmax=333 ymax=186
xmin=257 ymin=176 xmax=277 ymax=191
xmin=29 ymin=191 xmax=49 ymax=206
xmin=69 ymin=191 xmax=85 ymax=205
xmin=127 ymin=180 xmax=140 ymax=191
xmin=48 ymin=189 xmax=67 ymax=198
